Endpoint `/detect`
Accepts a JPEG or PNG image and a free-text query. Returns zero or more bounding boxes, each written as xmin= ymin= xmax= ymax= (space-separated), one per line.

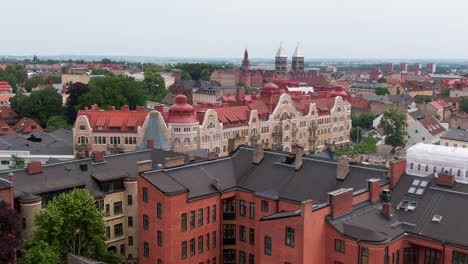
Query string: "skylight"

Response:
xmin=408 ymin=179 xmax=429 ymax=196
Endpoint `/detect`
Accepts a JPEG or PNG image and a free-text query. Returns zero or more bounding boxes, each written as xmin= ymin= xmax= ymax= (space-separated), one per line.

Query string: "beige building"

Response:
xmin=74 ymin=84 xmax=351 ymax=158
xmin=62 ymin=74 xmax=91 ymax=85
xmin=440 ymin=129 xmax=468 ymax=148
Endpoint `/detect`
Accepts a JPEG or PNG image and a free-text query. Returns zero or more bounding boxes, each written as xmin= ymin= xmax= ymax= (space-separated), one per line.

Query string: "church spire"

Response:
xmin=276 ymin=42 xmax=287 ymax=58
xmin=292 ymin=42 xmax=304 ymax=58
xmin=242 ymin=48 xmax=250 ymax=71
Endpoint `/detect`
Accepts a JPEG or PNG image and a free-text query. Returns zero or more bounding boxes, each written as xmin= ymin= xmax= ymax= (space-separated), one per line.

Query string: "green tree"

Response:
xmin=10 ymin=88 xmax=64 ymax=127
xmin=461 ymin=98 xmax=468 ymax=113
xmin=336 ymin=135 xmax=377 ymax=159
xmin=181 ymin=72 xmax=192 ymax=80
xmin=414 ymin=97 xmax=424 ymax=104
xmin=91 ymin=69 xmax=114 ymax=76
xmin=375 ymin=87 xmax=390 ymax=96
xmin=77 ymin=76 xmax=146 ymax=110
xmin=441 ymin=88 xmax=451 ymax=97
xmin=0 ymin=201 xmax=20 ymax=263
xmin=143 ymin=71 xmax=167 ymax=102
xmin=22 ymin=240 xmax=60 ymax=264
xmin=66 ymin=82 xmax=90 ymax=123
xmin=350 ymin=127 xmax=362 ymax=143
xmin=352 ymin=112 xmax=375 ymax=130
xmin=200 ymin=68 xmax=211 ymax=81
xmin=22 ymin=189 xmax=123 ymax=264
xmin=379 ymin=108 xmax=408 ymax=154
xmin=46 ymin=116 xmax=72 ymax=132
xmin=24 ymin=76 xmax=42 ymax=92
xmin=10 ymin=155 xmax=25 ymax=169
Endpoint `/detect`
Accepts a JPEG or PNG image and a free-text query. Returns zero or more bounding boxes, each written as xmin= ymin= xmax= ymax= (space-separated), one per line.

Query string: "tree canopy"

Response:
xmin=22 ymin=189 xmax=122 ymax=264
xmin=336 ymin=134 xmax=378 ymax=160
xmin=441 ymin=88 xmax=451 ymax=97
xmin=351 ymin=112 xmax=375 ymax=130
xmin=77 ymin=76 xmax=146 ymax=110
xmin=379 ymin=108 xmax=408 ymax=154
xmin=375 ymin=87 xmax=390 ymax=96
xmin=0 ymin=201 xmax=20 ymax=264
xmin=66 ymin=82 xmax=90 ymax=123
xmin=10 ymin=88 xmax=64 ymax=127
xmin=45 ymin=116 xmax=72 ymax=132
xmin=461 ymin=98 xmax=468 ymax=113
xmin=0 ymin=64 xmax=28 ymax=91
xmin=143 ymin=70 xmax=167 ymax=102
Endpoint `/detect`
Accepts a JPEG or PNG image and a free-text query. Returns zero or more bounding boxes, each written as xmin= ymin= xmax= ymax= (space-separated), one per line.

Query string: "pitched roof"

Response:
xmin=292 ymin=42 xmax=304 ymax=58
xmin=142 ymin=147 xmax=389 ymax=202
xmin=440 ymin=129 xmax=468 ymax=143
xmin=15 ymin=117 xmax=43 ymax=134
xmin=419 ymin=116 xmax=446 ymax=136
xmin=276 ymin=43 xmax=287 ymax=58
xmin=77 ymin=107 xmax=147 ymax=132
xmin=0 ymin=106 xmax=18 ymax=119
xmin=0 ymin=130 xmax=73 ymax=155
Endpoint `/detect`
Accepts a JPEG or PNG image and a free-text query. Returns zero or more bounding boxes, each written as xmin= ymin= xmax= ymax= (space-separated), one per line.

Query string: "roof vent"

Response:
xmin=432 ymin=215 xmax=442 ymax=223
xmin=210 ymin=179 xmax=222 ymax=191
xmin=79 ymin=163 xmax=88 ymax=171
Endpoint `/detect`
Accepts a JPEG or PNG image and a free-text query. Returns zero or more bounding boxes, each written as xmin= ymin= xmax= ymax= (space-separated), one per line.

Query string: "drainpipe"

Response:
xmin=442 ymin=242 xmax=445 ymax=264
xmin=357 ymin=240 xmax=361 ymax=264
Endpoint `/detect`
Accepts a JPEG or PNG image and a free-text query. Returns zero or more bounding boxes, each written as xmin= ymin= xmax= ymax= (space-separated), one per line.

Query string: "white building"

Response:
xmin=406 ymin=116 xmax=447 ymax=148
xmin=407 ymin=143 xmax=468 ymax=183
xmin=0 ymin=150 xmax=73 ymax=170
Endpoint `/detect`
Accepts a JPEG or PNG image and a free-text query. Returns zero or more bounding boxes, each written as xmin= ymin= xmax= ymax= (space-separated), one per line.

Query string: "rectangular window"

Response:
xmin=181 ymin=213 xmax=187 ymax=231
xmin=207 ymin=233 xmax=210 ymax=250
xmin=285 ymin=227 xmax=295 ymax=247
xmin=424 ymin=248 xmax=441 ymax=264
xmin=198 ymin=208 xmax=204 ymax=226
xmin=212 ymin=205 xmax=217 ymax=223
xmin=190 ymin=211 xmax=195 ymax=229
xmin=157 ymin=203 xmax=162 ymax=219
xmin=157 ymin=230 xmax=163 ymax=247
xmin=249 ymin=254 xmax=254 ymax=264
xmin=240 ymin=251 xmax=246 ymax=264
xmin=249 ymin=202 xmax=255 ymax=219
xmin=453 ymin=251 xmax=468 ymax=264
xmin=403 ymin=247 xmax=419 ymax=264
xmin=182 ymin=241 xmax=187 ymax=259
xmin=264 ymin=236 xmax=272 ymax=256
xmin=143 ymin=187 xmax=148 ymax=203
xmin=261 ymin=200 xmax=269 ymax=212
xmin=207 ymin=206 xmax=210 ymax=224
xmin=239 ymin=225 xmax=246 ymax=242
xmin=190 ymin=238 xmax=195 ymax=256
xmin=120 ymin=244 xmax=125 ymax=255
xmin=128 ymin=216 xmax=133 ymax=227
xmin=127 ymin=195 xmax=133 ymax=205
xmin=128 ymin=236 xmax=133 ymax=246
xmin=384 ymin=246 xmax=389 ymax=264
xmin=113 ymin=201 xmax=122 ymax=215
xmin=212 ymin=231 xmax=217 ymax=249
xmin=143 ymin=214 xmax=149 ymax=230
xmin=334 ymin=239 xmax=345 ymax=253
xmin=223 ymin=249 xmax=236 ymax=264
xmin=360 ymin=248 xmax=368 ymax=264
xmin=144 ymin=242 xmax=149 ymax=257
xmin=106 ymin=226 xmax=110 ymax=238
xmin=249 ymin=228 xmax=255 ymax=245
xmin=240 ymin=200 xmax=247 ymax=217
xmin=114 ymin=223 xmax=123 ymax=237
xmin=198 ymin=236 xmax=204 ymax=253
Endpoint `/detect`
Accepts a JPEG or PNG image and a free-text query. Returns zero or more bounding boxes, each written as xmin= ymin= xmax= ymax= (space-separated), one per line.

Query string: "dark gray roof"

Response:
xmin=143 ymin=147 xmax=389 ymax=202
xmin=329 ymin=173 xmax=468 ymax=247
xmin=139 ymin=112 xmax=171 ymax=151
xmin=408 ymin=110 xmax=424 ymax=120
xmin=261 ymin=210 xmax=301 ymax=221
xmin=0 ymin=130 xmax=73 ymax=155
xmin=0 ymin=177 xmax=12 ymax=190
xmin=440 ymin=129 xmax=468 ymax=143
xmin=0 ymin=149 xmax=194 ymax=199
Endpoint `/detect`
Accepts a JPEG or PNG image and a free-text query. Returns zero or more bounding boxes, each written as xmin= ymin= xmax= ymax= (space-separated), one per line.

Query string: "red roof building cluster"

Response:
xmin=15 ymin=117 xmax=43 ymax=134
xmin=0 ymin=81 xmax=13 ymax=94
xmin=419 ymin=116 xmax=446 ymax=136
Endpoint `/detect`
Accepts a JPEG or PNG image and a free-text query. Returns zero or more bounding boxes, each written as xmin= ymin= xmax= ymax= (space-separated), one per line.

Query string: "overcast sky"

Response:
xmin=1 ymin=0 xmax=467 ymax=59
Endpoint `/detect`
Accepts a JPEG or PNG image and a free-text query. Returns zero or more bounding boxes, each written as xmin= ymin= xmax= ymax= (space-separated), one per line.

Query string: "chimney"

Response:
xmin=147 ymin=139 xmax=155 ymax=149
xmin=137 ymin=160 xmax=153 ymax=173
xmin=389 ymin=159 xmax=406 ymax=189
xmin=93 ymin=151 xmax=104 ymax=163
xmin=328 ymin=188 xmax=354 ymax=218
xmin=207 ymin=152 xmax=217 ymax=160
xmin=163 ymin=156 xmax=185 ymax=168
xmin=154 ymin=104 xmax=164 ymax=113
xmin=252 ymin=143 xmax=264 ymax=164
xmin=120 ymin=105 xmax=130 ymax=111
xmin=367 ymin=179 xmax=381 ymax=202
xmin=295 ymin=147 xmax=304 ymax=171
xmin=436 ymin=173 xmax=455 ymax=188
xmin=336 ymin=156 xmax=350 ymax=180
xmin=27 ymin=161 xmax=42 ymax=175
xmin=382 ymin=203 xmax=393 ymax=219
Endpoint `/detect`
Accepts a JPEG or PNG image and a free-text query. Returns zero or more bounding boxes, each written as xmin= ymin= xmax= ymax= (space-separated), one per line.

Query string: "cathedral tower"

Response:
xmin=291 ymin=42 xmax=304 ymax=73
xmin=242 ymin=49 xmax=250 ymax=71
xmin=275 ymin=43 xmax=288 ymax=74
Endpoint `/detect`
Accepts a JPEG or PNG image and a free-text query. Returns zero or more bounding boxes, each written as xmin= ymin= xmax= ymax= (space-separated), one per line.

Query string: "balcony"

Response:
xmin=223 ymin=212 xmax=236 ymax=220
xmin=75 ymin=144 xmax=89 ymax=152
xmin=107 ymin=144 xmax=124 ymax=153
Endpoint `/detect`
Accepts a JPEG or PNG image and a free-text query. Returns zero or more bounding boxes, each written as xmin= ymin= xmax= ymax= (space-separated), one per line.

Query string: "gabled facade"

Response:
xmin=407 ymin=116 xmax=446 ymax=148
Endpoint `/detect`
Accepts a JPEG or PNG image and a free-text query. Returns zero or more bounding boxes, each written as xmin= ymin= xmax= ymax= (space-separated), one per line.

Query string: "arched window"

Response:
xmin=214 ymin=134 xmax=219 ymax=142
xmin=174 ymin=138 xmax=180 ymax=147
xmin=284 ymin=136 xmax=289 ymax=142
xmin=410 ymin=163 xmax=414 ymax=169
xmin=208 ymin=122 xmax=215 ymax=129
xmin=251 ymin=128 xmax=257 ymax=135
xmin=425 ymin=165 xmax=428 ymax=172
xmin=78 ymin=136 xmax=88 ymax=145
xmin=284 ymin=125 xmax=290 ymax=131
xmin=281 ymin=112 xmax=289 ymax=120
xmin=193 ymin=137 xmax=197 ymax=144
xmin=223 ymin=145 xmax=226 ymax=152
xmin=417 ymin=164 xmax=421 ymax=171
xmin=339 ymin=136 xmax=343 ymax=141
xmin=214 ymin=147 xmax=220 ymax=154
xmin=184 ymin=138 xmax=190 ymax=146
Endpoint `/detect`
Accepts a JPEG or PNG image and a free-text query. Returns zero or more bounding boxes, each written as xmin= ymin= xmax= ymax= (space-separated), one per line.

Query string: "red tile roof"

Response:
xmin=77 ymin=106 xmax=148 ymax=132
xmin=419 ymin=116 xmax=446 ymax=136
xmin=0 ymin=106 xmax=18 ymax=119
xmin=15 ymin=117 xmax=43 ymax=134
xmin=0 ymin=120 xmax=14 ymax=135
xmin=0 ymin=81 xmax=12 ymax=93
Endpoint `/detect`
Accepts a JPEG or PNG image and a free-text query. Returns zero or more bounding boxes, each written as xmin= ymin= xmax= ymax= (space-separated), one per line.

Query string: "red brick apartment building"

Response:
xmin=138 ymin=145 xmax=468 ymax=264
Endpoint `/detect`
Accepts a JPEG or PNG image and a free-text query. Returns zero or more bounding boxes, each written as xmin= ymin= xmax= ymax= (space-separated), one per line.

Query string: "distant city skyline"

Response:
xmin=1 ymin=0 xmax=468 ymax=59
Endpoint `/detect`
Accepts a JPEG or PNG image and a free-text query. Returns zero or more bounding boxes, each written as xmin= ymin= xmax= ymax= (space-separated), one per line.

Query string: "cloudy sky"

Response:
xmin=1 ymin=0 xmax=467 ymax=59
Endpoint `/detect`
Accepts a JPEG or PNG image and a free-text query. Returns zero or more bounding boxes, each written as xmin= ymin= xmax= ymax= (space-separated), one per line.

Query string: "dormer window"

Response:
xmin=79 ymin=125 xmax=85 ymax=131
xmin=97 ymin=126 xmax=103 ymax=131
